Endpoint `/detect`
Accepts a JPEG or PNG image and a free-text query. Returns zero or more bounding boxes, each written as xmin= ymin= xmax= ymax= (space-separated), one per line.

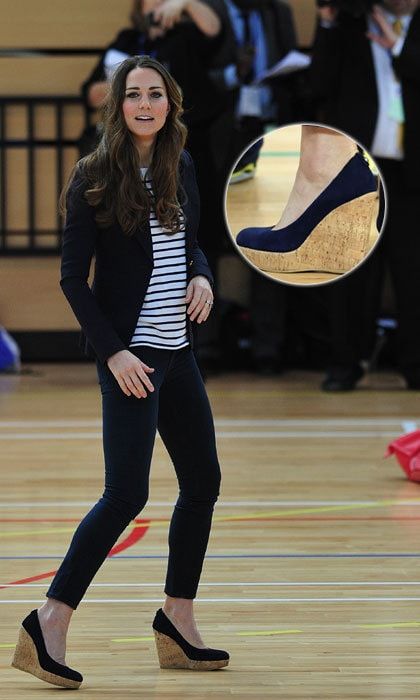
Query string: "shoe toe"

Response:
xmin=64 ymin=666 xmax=83 ymax=682
xmin=214 ymin=648 xmax=229 ymax=660
xmin=236 ymin=227 xmax=264 ymax=249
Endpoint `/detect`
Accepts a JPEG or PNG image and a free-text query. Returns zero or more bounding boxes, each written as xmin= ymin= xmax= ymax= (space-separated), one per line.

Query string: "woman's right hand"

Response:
xmin=106 ymin=350 xmax=155 ymax=398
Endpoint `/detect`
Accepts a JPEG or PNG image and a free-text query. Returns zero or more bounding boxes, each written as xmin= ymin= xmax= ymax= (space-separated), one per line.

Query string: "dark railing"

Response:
xmin=0 ymin=48 xmax=101 ymax=256
xmin=0 ymin=95 xmax=92 ymax=255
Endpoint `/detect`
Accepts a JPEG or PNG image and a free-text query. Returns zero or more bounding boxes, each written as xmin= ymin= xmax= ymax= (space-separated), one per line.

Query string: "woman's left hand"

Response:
xmin=185 ymin=275 xmax=213 ymax=324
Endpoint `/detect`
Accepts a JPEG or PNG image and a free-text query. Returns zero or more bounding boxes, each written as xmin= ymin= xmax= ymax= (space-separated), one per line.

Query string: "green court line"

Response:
xmin=360 ymin=622 xmax=420 ymax=629
xmin=260 ymin=151 xmax=300 ymax=157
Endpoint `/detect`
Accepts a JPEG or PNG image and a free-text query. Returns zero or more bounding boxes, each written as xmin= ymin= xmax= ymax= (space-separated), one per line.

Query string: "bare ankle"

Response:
xmin=163 ymin=597 xmax=194 ymax=622
xmin=38 ymin=599 xmax=74 ymax=625
xmin=297 ymin=148 xmax=357 ymax=186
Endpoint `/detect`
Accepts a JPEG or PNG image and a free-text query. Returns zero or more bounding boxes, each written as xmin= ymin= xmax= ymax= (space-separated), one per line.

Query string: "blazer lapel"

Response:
xmin=134 ymin=220 xmax=153 ymax=261
xmin=182 ymin=197 xmax=193 ymax=256
xmin=179 ymin=170 xmax=195 ymax=255
xmin=132 ymin=163 xmax=191 ymax=260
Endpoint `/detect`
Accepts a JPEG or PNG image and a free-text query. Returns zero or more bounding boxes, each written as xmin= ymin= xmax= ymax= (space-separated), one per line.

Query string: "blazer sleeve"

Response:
xmin=60 ymin=170 xmax=126 ymax=364
xmin=182 ymin=151 xmax=215 ymax=289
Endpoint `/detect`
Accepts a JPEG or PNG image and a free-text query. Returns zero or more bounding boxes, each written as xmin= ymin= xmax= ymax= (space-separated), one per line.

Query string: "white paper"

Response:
xmin=104 ymin=48 xmax=130 ymax=79
xmin=255 ymin=50 xmax=311 ymax=84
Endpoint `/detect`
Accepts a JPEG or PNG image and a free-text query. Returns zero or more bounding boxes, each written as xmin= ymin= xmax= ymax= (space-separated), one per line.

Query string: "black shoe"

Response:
xmin=152 ymin=608 xmax=229 ymax=670
xmin=11 ymin=609 xmax=83 ymax=688
xmin=321 ymin=365 xmax=364 ymax=392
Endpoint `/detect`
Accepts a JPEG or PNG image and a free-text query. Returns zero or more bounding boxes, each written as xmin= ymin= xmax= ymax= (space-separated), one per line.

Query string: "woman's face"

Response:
xmin=122 ymin=67 xmax=170 ymax=144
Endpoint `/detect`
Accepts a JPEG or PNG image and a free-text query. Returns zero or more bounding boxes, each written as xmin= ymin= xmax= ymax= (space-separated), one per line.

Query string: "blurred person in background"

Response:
xmin=207 ymin=1 xmax=311 ymax=373
xmin=80 ymin=0 xmax=223 ymax=152
xmin=208 ymin=0 xmax=301 ymax=182
xmin=311 ymin=0 xmax=420 ymax=390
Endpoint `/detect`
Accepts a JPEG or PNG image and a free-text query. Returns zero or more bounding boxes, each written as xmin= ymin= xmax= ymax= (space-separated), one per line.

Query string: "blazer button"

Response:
xmin=189 ymin=260 xmax=193 ymax=266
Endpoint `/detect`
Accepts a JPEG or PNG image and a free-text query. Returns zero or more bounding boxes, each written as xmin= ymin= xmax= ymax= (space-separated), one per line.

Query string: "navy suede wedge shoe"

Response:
xmin=236 ymin=151 xmax=381 ymax=274
xmin=11 ymin=609 xmax=83 ymax=689
xmin=152 ymin=608 xmax=229 ymax=670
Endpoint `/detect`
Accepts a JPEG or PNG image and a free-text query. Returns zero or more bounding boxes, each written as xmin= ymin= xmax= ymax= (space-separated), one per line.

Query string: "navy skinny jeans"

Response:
xmin=46 ymin=345 xmax=221 ymax=610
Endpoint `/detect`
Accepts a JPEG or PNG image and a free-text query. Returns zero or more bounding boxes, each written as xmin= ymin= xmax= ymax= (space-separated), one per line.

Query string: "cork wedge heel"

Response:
xmin=239 ymin=189 xmax=380 ymax=274
xmin=153 ymin=629 xmax=229 ymax=670
xmin=152 ymin=608 xmax=229 ymax=671
xmin=11 ymin=609 xmax=82 ymax=689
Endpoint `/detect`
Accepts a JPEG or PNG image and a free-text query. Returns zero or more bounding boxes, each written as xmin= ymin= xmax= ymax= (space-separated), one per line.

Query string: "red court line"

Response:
xmin=0 ymin=520 xmax=150 ymax=590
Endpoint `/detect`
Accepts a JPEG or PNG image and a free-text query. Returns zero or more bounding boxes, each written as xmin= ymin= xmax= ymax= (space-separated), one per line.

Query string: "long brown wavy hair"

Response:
xmin=60 ymin=55 xmax=188 ymax=234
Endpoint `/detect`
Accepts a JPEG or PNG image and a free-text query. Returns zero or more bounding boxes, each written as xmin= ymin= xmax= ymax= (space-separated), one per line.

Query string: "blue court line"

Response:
xmin=1 ymin=553 xmax=420 ymax=560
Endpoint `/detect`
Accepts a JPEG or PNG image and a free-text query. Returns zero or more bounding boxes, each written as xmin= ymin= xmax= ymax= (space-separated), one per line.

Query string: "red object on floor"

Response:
xmin=385 ymin=430 xmax=420 ymax=482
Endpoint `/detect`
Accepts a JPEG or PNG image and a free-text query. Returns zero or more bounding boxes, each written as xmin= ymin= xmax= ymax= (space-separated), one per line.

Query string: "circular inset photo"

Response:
xmin=224 ymin=122 xmax=387 ymax=286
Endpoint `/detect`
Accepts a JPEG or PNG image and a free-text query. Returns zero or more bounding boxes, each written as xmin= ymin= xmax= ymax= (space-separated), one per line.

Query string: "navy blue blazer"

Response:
xmin=60 ymin=150 xmax=213 ymax=364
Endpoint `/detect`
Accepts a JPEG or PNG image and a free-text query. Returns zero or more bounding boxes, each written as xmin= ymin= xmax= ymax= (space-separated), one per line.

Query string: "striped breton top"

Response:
xmin=129 ymin=168 xmax=189 ymax=350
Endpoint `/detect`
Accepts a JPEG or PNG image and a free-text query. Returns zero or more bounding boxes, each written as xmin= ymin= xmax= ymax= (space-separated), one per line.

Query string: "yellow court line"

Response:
xmin=360 ymin=622 xmax=420 ymax=629
xmin=112 ymin=636 xmax=154 ymax=643
xmin=0 ymin=527 xmax=79 ymax=538
xmin=236 ymin=630 xmax=302 ymax=636
xmin=111 ymin=631 xmax=302 ymax=643
xmin=211 ymin=499 xmax=408 ymax=523
xmin=3 ymin=623 xmax=419 ymax=649
xmin=0 ymin=522 xmax=149 ymax=539
xmin=0 ymin=499 xmax=412 ymax=539
xmin=141 ymin=499 xmax=415 ymax=530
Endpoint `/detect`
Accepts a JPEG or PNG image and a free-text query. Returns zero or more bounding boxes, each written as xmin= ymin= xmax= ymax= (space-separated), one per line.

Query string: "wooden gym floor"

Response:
xmin=1 ymin=363 xmax=420 ymax=698
xmin=225 ymin=124 xmax=377 ymax=288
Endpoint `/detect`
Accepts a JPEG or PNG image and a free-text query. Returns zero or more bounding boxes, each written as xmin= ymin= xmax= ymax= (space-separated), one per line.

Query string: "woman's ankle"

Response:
xmin=38 ymin=598 xmax=74 ymax=625
xmin=299 ymin=126 xmax=357 ymax=182
xmin=296 ymin=149 xmax=356 ymax=187
xmin=163 ymin=596 xmax=194 ymax=621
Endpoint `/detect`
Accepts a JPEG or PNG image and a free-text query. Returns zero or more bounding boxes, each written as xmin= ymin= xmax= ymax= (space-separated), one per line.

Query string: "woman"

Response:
xmin=11 ymin=55 xmax=229 ymax=689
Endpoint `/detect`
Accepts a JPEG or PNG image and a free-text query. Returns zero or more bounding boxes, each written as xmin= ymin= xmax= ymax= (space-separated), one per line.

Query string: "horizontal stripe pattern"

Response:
xmin=129 ymin=171 xmax=188 ymax=351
